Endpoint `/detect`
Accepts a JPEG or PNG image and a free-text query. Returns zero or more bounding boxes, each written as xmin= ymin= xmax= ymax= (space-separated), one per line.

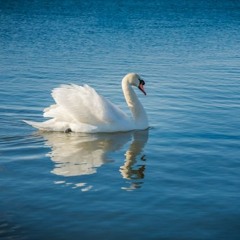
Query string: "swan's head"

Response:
xmin=125 ymin=73 xmax=146 ymax=95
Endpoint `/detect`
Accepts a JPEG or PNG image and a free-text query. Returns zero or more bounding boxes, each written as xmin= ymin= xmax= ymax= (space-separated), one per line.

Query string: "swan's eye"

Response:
xmin=139 ymin=79 xmax=145 ymax=85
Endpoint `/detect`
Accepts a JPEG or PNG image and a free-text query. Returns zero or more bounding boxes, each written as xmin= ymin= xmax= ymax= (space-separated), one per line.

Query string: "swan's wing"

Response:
xmin=44 ymin=84 xmax=130 ymax=126
xmin=43 ymin=104 xmax=73 ymax=122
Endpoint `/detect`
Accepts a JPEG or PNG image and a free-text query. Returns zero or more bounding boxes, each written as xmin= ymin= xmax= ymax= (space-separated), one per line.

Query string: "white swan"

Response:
xmin=24 ymin=73 xmax=148 ymax=133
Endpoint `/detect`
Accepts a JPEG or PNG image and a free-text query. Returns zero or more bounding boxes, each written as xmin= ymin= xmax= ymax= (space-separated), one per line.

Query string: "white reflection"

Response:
xmin=38 ymin=130 xmax=148 ymax=190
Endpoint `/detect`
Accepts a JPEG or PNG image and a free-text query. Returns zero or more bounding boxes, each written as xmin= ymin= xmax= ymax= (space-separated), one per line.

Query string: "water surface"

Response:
xmin=0 ymin=0 xmax=240 ymax=239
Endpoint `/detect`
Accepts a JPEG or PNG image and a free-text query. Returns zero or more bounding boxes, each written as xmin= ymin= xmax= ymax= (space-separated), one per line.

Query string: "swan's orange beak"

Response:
xmin=138 ymin=80 xmax=146 ymax=95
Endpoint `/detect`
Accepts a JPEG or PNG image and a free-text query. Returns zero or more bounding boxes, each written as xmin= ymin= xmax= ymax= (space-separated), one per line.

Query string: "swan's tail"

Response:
xmin=23 ymin=119 xmax=99 ymax=133
xmin=23 ymin=119 xmax=68 ymax=132
xmin=23 ymin=120 xmax=48 ymax=130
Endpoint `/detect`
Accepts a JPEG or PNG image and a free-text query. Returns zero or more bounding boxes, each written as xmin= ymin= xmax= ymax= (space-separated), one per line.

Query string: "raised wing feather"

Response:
xmin=45 ymin=84 xmax=130 ymax=126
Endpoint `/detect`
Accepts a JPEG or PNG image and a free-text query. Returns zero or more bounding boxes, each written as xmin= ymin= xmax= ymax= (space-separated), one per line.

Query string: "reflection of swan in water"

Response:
xmin=120 ymin=130 xmax=148 ymax=190
xmin=39 ymin=130 xmax=148 ymax=190
xmin=40 ymin=131 xmax=131 ymax=177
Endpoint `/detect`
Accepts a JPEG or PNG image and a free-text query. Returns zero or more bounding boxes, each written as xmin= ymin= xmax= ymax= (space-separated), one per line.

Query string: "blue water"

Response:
xmin=0 ymin=0 xmax=240 ymax=239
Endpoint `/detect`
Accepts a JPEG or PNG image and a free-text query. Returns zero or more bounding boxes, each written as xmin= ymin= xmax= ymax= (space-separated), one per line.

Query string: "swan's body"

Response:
xmin=24 ymin=73 xmax=148 ymax=133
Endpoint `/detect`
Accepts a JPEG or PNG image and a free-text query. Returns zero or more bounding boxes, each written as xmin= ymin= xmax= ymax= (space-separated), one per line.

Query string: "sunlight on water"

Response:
xmin=0 ymin=0 xmax=239 ymax=239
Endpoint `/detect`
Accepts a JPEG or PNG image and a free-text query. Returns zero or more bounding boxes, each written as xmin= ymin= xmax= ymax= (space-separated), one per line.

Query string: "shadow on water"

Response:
xmin=37 ymin=129 xmax=149 ymax=191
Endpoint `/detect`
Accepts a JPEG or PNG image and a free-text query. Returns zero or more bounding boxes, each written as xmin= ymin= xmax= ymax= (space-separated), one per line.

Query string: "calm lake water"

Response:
xmin=0 ymin=0 xmax=240 ymax=239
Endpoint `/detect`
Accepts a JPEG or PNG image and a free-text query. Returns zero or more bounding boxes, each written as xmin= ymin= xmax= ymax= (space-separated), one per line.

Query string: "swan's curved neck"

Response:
xmin=122 ymin=77 xmax=148 ymax=129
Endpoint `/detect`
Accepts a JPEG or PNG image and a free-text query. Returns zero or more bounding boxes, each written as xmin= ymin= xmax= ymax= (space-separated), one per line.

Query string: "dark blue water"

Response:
xmin=0 ymin=0 xmax=240 ymax=239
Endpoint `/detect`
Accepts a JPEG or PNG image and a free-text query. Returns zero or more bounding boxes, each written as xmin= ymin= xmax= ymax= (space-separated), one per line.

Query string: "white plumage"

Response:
xmin=24 ymin=73 xmax=148 ymax=133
